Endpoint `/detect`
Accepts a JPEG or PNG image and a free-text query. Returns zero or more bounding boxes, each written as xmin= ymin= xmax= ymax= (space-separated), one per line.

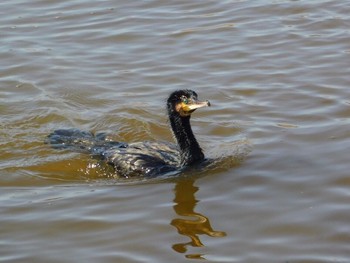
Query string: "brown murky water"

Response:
xmin=1 ymin=1 xmax=350 ymax=262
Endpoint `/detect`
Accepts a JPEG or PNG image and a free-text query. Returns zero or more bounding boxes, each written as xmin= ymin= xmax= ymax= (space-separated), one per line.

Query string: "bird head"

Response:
xmin=167 ymin=90 xmax=210 ymax=117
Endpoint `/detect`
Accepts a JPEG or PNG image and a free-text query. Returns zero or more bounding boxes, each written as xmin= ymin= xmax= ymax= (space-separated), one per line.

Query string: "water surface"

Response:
xmin=1 ymin=0 xmax=350 ymax=262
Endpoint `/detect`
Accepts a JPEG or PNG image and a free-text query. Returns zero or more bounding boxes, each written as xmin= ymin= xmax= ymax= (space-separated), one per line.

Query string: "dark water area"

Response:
xmin=1 ymin=0 xmax=350 ymax=262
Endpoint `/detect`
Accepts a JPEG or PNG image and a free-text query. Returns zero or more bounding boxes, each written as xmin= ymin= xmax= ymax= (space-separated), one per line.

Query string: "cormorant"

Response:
xmin=48 ymin=90 xmax=210 ymax=177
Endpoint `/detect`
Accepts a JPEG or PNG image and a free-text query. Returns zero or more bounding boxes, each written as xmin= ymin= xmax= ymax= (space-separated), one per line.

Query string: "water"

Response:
xmin=1 ymin=0 xmax=350 ymax=262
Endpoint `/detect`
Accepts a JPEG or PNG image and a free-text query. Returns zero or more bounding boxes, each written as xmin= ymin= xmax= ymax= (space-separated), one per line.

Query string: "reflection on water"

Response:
xmin=171 ymin=178 xmax=226 ymax=260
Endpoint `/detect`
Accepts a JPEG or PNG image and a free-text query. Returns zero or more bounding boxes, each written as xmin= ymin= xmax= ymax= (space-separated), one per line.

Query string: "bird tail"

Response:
xmin=47 ymin=128 xmax=125 ymax=155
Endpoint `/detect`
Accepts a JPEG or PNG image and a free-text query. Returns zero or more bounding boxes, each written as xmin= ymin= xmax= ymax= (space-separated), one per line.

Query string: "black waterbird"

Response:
xmin=48 ymin=90 xmax=210 ymax=177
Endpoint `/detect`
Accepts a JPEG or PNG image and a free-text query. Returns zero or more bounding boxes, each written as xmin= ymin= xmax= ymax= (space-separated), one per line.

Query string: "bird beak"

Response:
xmin=183 ymin=99 xmax=211 ymax=113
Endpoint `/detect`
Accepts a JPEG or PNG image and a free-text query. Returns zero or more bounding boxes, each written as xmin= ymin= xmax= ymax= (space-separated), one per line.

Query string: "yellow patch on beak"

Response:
xmin=176 ymin=100 xmax=210 ymax=117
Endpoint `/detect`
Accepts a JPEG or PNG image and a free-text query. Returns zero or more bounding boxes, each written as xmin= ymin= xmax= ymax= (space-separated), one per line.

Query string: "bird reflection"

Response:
xmin=171 ymin=178 xmax=226 ymax=259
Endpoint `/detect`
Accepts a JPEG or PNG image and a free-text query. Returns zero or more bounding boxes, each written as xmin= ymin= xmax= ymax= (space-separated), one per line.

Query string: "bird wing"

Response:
xmin=102 ymin=141 xmax=180 ymax=177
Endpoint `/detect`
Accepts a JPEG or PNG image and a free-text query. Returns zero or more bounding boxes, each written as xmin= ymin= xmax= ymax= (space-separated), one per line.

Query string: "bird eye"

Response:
xmin=181 ymin=96 xmax=189 ymax=104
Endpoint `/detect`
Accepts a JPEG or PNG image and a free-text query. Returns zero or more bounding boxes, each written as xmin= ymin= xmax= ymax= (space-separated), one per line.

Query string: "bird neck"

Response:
xmin=169 ymin=114 xmax=204 ymax=166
